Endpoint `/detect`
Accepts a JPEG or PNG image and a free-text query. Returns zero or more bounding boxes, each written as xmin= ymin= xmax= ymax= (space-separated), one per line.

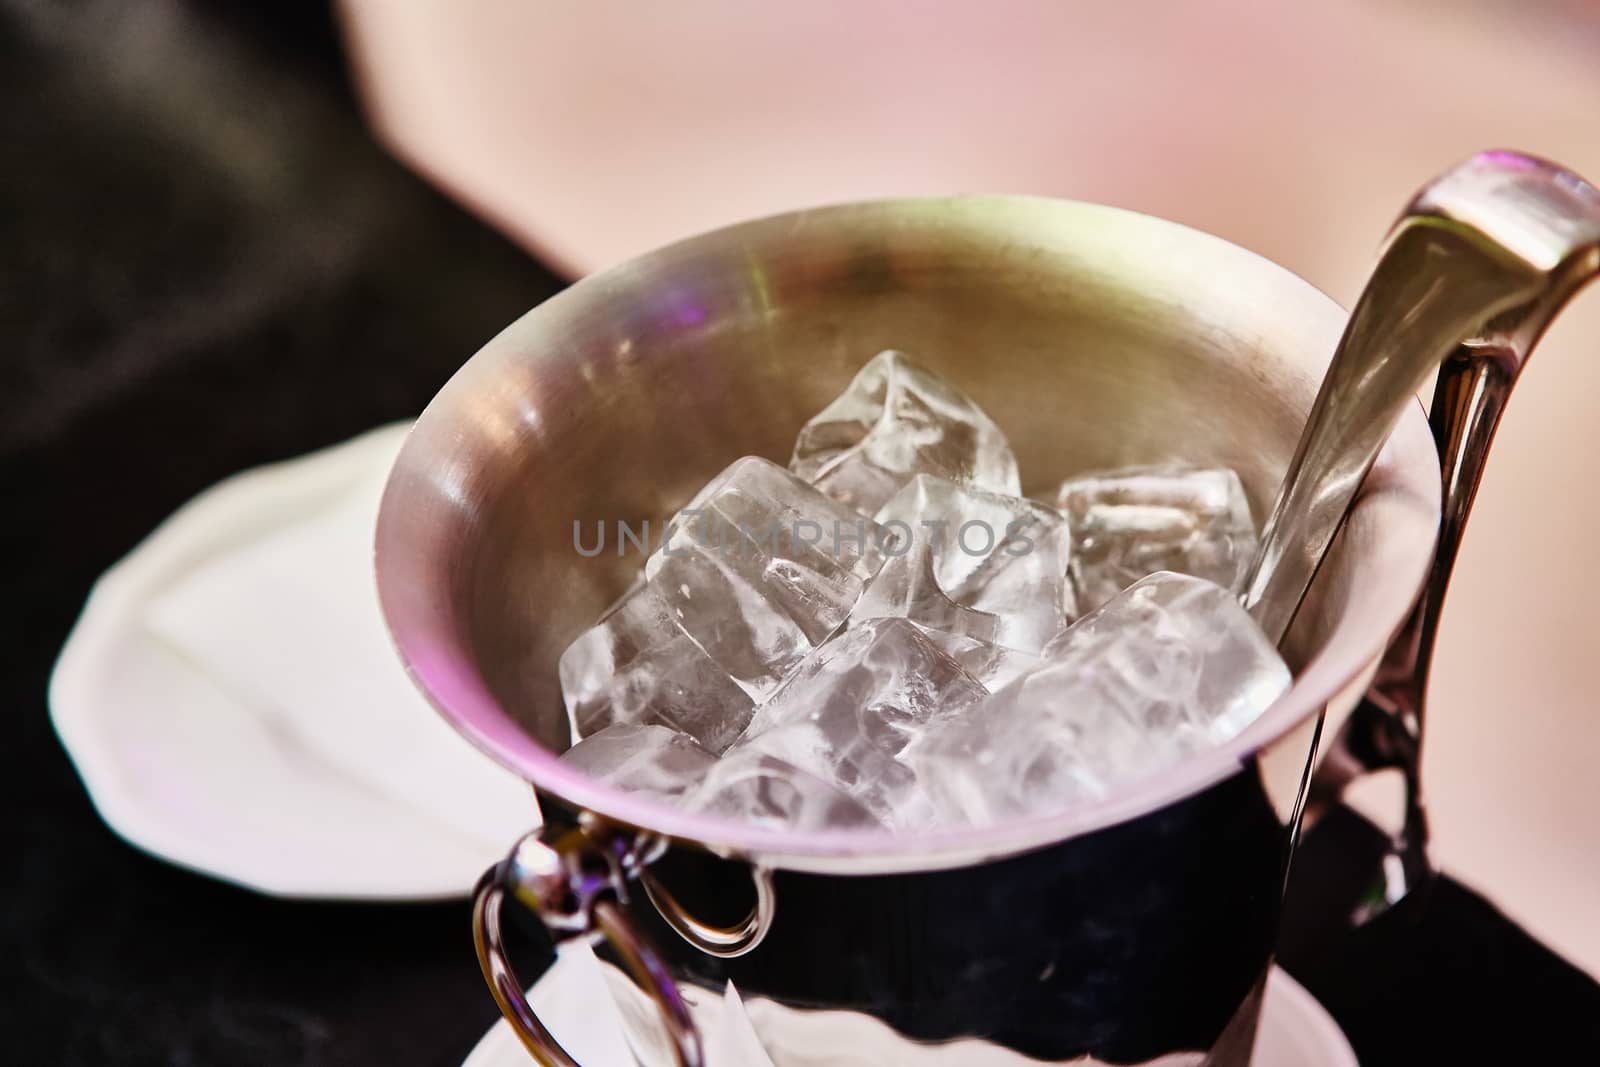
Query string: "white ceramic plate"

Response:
xmin=462 ymin=953 xmax=1356 ymax=1067
xmin=49 ymin=423 xmax=539 ymax=900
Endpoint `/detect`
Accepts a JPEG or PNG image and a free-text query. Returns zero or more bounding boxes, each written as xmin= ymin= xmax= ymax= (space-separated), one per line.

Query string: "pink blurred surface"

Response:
xmin=339 ymin=1 xmax=1600 ymax=974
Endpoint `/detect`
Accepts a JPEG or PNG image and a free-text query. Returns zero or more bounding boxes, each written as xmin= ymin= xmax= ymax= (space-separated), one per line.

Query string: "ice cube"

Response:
xmin=650 ymin=457 xmax=885 ymax=585
xmin=904 ymin=572 xmax=1289 ymax=825
xmin=848 ymin=538 xmax=1002 ymax=644
xmin=559 ymin=585 xmax=757 ymax=753
xmin=1057 ymin=465 xmax=1257 ymax=612
xmin=690 ymin=751 xmax=883 ymax=831
xmin=922 ymin=629 xmax=1042 ymax=693
xmin=648 ymin=459 xmax=888 ymax=695
xmin=648 ymin=539 xmax=844 ymax=699
xmin=732 ymin=617 xmax=987 ymax=828
xmin=845 ymin=527 xmax=1036 ymax=693
xmin=1041 ymin=571 xmax=1289 ymax=741
xmin=559 ymin=723 xmax=717 ymax=803
xmin=563 ymin=459 xmax=887 ymax=752
xmin=790 ymin=351 xmax=1021 ymax=515
xmin=875 ymin=474 xmax=1075 ymax=651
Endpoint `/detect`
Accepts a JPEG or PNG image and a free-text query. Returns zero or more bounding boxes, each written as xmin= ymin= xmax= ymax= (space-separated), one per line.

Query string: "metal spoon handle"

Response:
xmin=1257 ymin=152 xmax=1600 ymax=934
xmin=1244 ymin=151 xmax=1600 ymax=644
xmin=1309 ymin=158 xmax=1600 ymax=918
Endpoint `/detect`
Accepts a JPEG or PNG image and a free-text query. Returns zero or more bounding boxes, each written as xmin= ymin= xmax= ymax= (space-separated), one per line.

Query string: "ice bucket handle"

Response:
xmin=473 ymin=824 xmax=705 ymax=1067
xmin=1301 ymin=151 xmax=1600 ymax=919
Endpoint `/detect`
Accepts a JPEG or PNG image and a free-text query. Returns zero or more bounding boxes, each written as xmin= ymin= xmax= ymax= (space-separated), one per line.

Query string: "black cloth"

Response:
xmin=4 ymin=3 xmax=561 ymax=1065
xmin=3 ymin=3 xmax=1596 ymax=1064
xmin=1279 ymin=808 xmax=1600 ymax=1064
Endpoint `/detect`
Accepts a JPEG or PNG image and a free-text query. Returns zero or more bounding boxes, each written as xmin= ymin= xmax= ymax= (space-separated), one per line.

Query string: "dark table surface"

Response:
xmin=4 ymin=3 xmax=1597 ymax=1064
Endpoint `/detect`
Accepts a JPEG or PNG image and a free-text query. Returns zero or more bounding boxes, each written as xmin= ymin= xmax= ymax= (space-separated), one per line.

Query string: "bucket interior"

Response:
xmin=375 ymin=196 xmax=1440 ymax=862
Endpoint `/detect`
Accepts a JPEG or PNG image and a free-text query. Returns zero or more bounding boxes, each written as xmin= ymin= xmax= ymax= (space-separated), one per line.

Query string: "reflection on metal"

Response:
xmin=642 ymin=863 xmax=777 ymax=959
xmin=1267 ymin=152 xmax=1600 ymax=923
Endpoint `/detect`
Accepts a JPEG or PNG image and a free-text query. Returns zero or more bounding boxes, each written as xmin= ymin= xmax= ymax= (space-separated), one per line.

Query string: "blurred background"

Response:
xmin=5 ymin=1 xmax=1598 ymax=1063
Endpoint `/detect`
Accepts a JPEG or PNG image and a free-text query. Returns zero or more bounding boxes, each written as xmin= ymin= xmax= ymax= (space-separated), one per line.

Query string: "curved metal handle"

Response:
xmin=473 ymin=827 xmax=705 ymax=1067
xmin=1281 ymin=152 xmax=1600 ymax=919
xmin=1245 ymin=151 xmax=1600 ymax=642
xmin=640 ymin=864 xmax=776 ymax=959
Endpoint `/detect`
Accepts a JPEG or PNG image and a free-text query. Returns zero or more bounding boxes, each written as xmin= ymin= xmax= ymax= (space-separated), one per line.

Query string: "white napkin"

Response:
xmin=466 ymin=954 xmax=1345 ymax=1067
xmin=462 ymin=945 xmax=779 ymax=1067
xmin=530 ymin=944 xmax=639 ymax=1066
xmin=143 ymin=433 xmax=538 ymax=851
xmin=710 ymin=983 xmax=779 ymax=1067
xmin=579 ymin=946 xmax=778 ymax=1067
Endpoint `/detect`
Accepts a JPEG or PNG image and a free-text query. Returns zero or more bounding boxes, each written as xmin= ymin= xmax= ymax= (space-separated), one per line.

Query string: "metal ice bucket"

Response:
xmin=375 ymin=197 xmax=1442 ymax=1065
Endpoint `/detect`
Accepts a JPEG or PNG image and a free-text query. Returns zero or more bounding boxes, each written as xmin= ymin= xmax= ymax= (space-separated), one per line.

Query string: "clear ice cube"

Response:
xmin=650 ymin=457 xmax=885 ymax=585
xmin=559 ymin=723 xmax=717 ymax=803
xmin=732 ymin=617 xmax=987 ymax=828
xmin=848 ymin=538 xmax=1002 ymax=645
xmin=790 ymin=351 xmax=1022 ymax=515
xmin=559 ymin=585 xmax=757 ymax=753
xmin=648 ymin=539 xmax=841 ymax=698
xmin=922 ymin=630 xmax=1042 ymax=693
xmin=904 ymin=572 xmax=1289 ymax=826
xmin=689 ymin=750 xmax=883 ymax=831
xmin=1057 ymin=464 xmax=1258 ymax=612
xmin=1041 ymin=571 xmax=1289 ymax=742
xmin=875 ymin=474 xmax=1075 ymax=652
xmin=563 ymin=458 xmax=886 ymax=753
